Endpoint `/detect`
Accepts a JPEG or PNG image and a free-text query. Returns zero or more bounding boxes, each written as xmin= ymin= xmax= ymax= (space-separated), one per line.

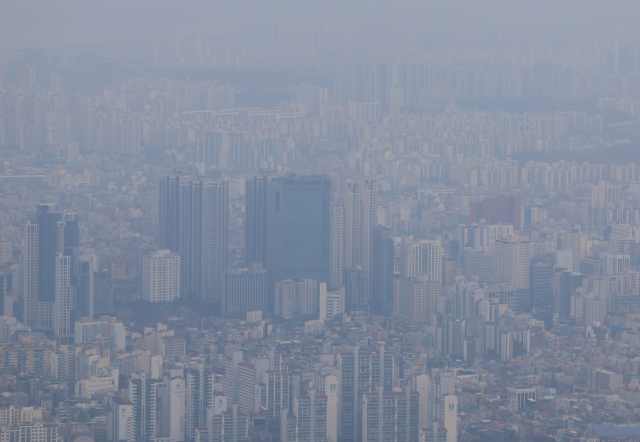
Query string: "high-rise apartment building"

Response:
xmin=159 ymin=376 xmax=185 ymax=442
xmin=236 ymin=357 xmax=270 ymax=414
xmin=394 ymin=276 xmax=440 ymax=322
xmin=207 ymin=403 xmax=248 ymax=442
xmin=159 ymin=176 xmax=228 ymax=304
xmin=319 ymin=283 xmax=344 ymax=321
xmin=562 ymin=230 xmax=590 ymax=274
xmin=255 ymin=370 xmax=290 ymax=418
xmin=275 ymin=279 xmax=318 ymax=319
xmin=128 ymin=372 xmax=158 ymax=442
xmin=441 ymin=394 xmax=458 ymax=442
xmin=0 ymin=242 xmax=11 ymax=265
xmin=186 ymin=365 xmax=214 ymax=442
xmin=223 ymin=264 xmax=267 ymax=316
xmin=437 ymin=319 xmax=466 ymax=360
xmin=400 ymin=237 xmax=442 ymax=283
xmin=428 ymin=371 xmax=455 ymax=427
xmin=143 ymin=250 xmax=180 ymax=303
xmin=330 ymin=181 xmax=377 ymax=303
xmin=53 ymin=253 xmax=71 ymax=340
xmin=495 ymin=238 xmax=530 ymax=290
xmin=337 ymin=347 xmax=394 ymax=442
xmin=221 ymin=350 xmax=243 ymax=405
xmin=107 ymin=397 xmax=133 ymax=442
xmin=329 ymin=204 xmax=345 ymax=290
xmin=281 ymin=388 xmax=328 ymax=442
xmin=361 ymin=386 xmax=419 ymax=442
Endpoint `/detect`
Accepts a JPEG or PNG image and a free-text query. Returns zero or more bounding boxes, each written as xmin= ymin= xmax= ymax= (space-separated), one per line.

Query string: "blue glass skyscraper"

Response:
xmin=265 ymin=174 xmax=331 ymax=307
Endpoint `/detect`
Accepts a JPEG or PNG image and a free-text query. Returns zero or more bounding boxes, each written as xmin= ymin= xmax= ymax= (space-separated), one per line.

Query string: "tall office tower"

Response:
xmin=74 ymin=260 xmax=94 ymax=320
xmin=208 ymin=404 xmax=248 ymax=442
xmin=128 ymin=372 xmax=158 ymax=442
xmin=530 ymin=256 xmax=554 ymax=310
xmin=371 ymin=226 xmax=395 ymax=315
xmin=583 ymin=296 xmax=605 ymax=327
xmin=470 ymin=195 xmax=522 ymax=230
xmin=281 ymin=388 xmax=328 ymax=442
xmin=329 ymin=204 xmax=345 ymax=290
xmin=266 ymin=175 xmax=331 ymax=307
xmin=337 ymin=346 xmax=394 ymax=442
xmin=330 ymin=181 xmax=377 ymax=303
xmin=159 ymin=176 xmax=180 ymax=251
xmin=23 ymin=205 xmax=58 ymax=329
xmin=437 ymin=319 xmax=466 ymax=360
xmin=255 ymin=370 xmax=290 ymax=418
xmin=94 ymin=269 xmax=112 ymax=316
xmin=401 ymin=237 xmax=442 ymax=283
xmin=494 ymin=238 xmax=530 ymax=290
xmin=143 ymin=250 xmax=180 ymax=303
xmin=344 ymin=268 xmax=367 ymax=310
xmin=428 ymin=371 xmax=455 ymax=426
xmin=107 ymin=397 xmax=133 ymax=442
xmin=186 ymin=365 xmax=214 ymax=442
xmin=223 ymin=264 xmax=267 ymax=316
xmin=159 ymin=376 xmax=185 ymax=442
xmin=275 ymin=279 xmax=318 ymax=319
xmin=23 ymin=205 xmax=81 ymax=341
xmin=159 ymin=176 xmax=228 ymax=304
xmin=553 ymin=270 xmax=585 ymax=319
xmin=361 ymin=385 xmax=419 ymax=442
xmin=245 ymin=175 xmax=269 ymax=267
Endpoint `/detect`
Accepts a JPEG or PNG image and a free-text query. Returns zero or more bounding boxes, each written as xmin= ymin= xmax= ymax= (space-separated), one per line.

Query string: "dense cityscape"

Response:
xmin=2 ymin=6 xmax=640 ymax=442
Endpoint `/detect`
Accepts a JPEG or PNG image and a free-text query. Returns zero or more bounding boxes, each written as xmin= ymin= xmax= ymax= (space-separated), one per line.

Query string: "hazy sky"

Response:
xmin=2 ymin=0 xmax=640 ymax=51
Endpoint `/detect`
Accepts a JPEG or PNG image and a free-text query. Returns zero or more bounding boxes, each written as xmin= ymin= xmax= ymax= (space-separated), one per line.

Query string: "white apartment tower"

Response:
xmin=53 ymin=253 xmax=72 ymax=340
xmin=495 ymin=238 xmax=530 ymax=290
xmin=401 ymin=236 xmax=442 ymax=283
xmin=275 ymin=279 xmax=318 ymax=319
xmin=442 ymin=394 xmax=458 ymax=442
xmin=143 ymin=250 xmax=180 ymax=302
xmin=160 ymin=376 xmax=186 ymax=442
xmin=330 ymin=180 xmax=377 ymax=302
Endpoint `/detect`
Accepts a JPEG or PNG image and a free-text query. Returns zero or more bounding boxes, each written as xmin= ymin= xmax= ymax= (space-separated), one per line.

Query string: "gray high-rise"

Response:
xmin=245 ymin=174 xmax=268 ymax=267
xmin=23 ymin=205 xmax=82 ymax=342
xmin=371 ymin=225 xmax=395 ymax=315
xmin=264 ymin=174 xmax=331 ymax=307
xmin=159 ymin=175 xmax=228 ymax=304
